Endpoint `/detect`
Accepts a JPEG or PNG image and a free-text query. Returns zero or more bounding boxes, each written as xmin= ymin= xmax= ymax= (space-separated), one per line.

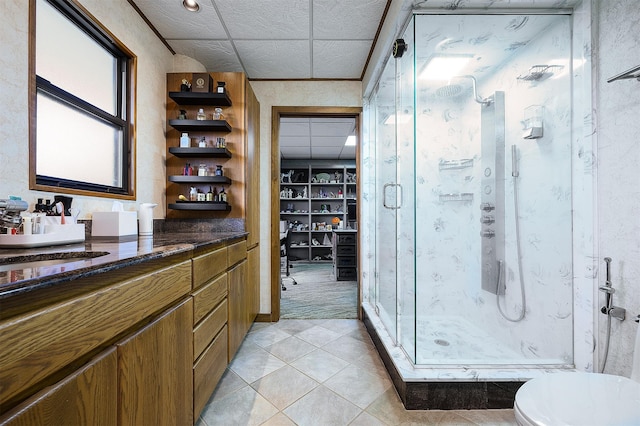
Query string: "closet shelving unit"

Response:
xmin=280 ymin=160 xmax=356 ymax=262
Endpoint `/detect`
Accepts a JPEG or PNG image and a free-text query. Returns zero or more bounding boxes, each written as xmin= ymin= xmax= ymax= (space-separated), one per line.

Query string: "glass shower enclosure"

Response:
xmin=365 ymin=13 xmax=574 ymax=368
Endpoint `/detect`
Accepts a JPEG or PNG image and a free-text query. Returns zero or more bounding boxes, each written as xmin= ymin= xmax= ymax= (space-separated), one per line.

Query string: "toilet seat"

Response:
xmin=514 ymin=372 xmax=640 ymax=426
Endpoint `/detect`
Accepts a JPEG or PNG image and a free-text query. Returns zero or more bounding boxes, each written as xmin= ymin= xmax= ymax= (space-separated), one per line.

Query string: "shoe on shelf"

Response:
xmin=312 ymin=238 xmax=320 ymax=246
xmin=299 ymin=241 xmax=308 ymax=246
xmin=313 ymin=256 xmax=322 ymax=261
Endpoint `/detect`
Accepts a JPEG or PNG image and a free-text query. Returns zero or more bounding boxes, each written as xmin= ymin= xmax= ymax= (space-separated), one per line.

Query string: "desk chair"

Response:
xmin=280 ymin=229 xmax=297 ymax=291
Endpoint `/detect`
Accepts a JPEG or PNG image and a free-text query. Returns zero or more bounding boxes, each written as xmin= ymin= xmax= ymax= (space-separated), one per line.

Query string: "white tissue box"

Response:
xmin=92 ymin=211 xmax=138 ymax=238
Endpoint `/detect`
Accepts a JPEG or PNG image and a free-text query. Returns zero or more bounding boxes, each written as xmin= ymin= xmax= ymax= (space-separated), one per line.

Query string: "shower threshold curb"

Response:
xmin=363 ymin=309 xmax=525 ymax=410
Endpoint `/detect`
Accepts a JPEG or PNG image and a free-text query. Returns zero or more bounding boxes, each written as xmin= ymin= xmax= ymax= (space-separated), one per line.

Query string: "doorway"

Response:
xmin=270 ymin=106 xmax=362 ymax=321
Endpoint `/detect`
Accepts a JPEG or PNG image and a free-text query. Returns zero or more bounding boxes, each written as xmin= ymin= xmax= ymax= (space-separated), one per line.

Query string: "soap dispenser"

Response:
xmin=138 ymin=203 xmax=157 ymax=236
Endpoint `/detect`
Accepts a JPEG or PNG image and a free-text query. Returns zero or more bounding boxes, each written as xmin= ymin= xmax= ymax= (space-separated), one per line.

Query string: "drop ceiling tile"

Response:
xmin=311 ymin=121 xmax=354 ymax=137
xmin=280 ymin=136 xmax=310 ymax=147
xmin=281 ymin=147 xmax=312 ymax=159
xmin=279 ymin=122 xmax=311 ymax=137
xmin=215 ymin=0 xmax=309 ymax=39
xmin=168 ymin=40 xmax=243 ymax=72
xmin=339 ymin=146 xmax=356 ymax=160
xmin=311 ymin=136 xmax=347 ymax=148
xmin=311 ymin=146 xmax=343 ymax=159
xmin=313 ymin=40 xmax=371 ymax=79
xmin=312 ymin=0 xmax=387 ymax=40
xmin=133 ymin=0 xmax=227 ymax=39
xmin=235 ymin=40 xmax=311 ymax=79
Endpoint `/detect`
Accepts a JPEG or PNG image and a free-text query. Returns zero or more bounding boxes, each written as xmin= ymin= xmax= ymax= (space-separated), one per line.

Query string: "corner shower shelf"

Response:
xmin=607 ymin=64 xmax=640 ymax=83
xmin=439 ymin=159 xmax=474 ymax=171
xmin=439 ymin=193 xmax=474 ymax=203
xmin=517 ymin=65 xmax=564 ymax=81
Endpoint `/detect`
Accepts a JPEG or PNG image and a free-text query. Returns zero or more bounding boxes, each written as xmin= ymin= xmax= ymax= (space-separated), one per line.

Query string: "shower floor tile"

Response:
xmin=416 ymin=316 xmax=521 ymax=364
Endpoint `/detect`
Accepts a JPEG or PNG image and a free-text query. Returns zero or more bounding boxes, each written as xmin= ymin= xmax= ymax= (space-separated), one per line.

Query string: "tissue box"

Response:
xmin=279 ymin=220 xmax=288 ymax=233
xmin=92 ymin=211 xmax=137 ymax=239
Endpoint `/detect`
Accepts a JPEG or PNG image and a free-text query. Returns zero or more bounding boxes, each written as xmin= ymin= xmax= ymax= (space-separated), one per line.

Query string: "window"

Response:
xmin=30 ymin=0 xmax=135 ymax=197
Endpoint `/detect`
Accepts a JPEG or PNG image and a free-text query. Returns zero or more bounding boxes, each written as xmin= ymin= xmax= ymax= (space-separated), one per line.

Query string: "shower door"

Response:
xmin=373 ymin=58 xmax=399 ymax=343
xmin=373 ymin=25 xmax=417 ymax=358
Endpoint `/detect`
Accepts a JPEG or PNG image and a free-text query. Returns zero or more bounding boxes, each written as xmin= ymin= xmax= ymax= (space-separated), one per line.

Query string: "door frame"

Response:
xmin=270 ymin=106 xmax=363 ymax=322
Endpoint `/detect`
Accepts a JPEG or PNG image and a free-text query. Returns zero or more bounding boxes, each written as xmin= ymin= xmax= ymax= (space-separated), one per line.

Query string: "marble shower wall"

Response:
xmin=361 ymin=9 xmax=596 ymax=367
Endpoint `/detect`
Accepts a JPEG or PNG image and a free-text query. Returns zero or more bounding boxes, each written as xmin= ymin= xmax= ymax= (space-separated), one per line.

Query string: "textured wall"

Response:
xmin=0 ymin=0 xmax=175 ymax=219
xmin=595 ymin=0 xmax=640 ymax=377
xmin=250 ymin=81 xmax=362 ymax=313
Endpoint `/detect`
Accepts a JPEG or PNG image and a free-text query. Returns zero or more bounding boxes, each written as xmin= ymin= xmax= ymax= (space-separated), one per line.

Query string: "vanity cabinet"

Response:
xmin=117 ymin=298 xmax=193 ymax=426
xmin=0 ymin=233 xmax=261 ymax=425
xmin=0 ymin=348 xmax=117 ymax=426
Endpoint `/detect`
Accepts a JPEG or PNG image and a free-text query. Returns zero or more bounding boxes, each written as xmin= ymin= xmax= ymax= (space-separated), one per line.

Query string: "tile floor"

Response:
xmin=197 ymin=319 xmax=518 ymax=425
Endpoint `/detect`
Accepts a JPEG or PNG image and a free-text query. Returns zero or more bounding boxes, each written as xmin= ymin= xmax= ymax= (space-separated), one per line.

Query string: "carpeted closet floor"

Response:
xmin=280 ymin=262 xmax=357 ymax=319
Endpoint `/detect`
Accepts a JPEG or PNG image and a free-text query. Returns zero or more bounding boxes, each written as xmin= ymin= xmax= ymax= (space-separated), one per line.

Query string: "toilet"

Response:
xmin=514 ymin=324 xmax=640 ymax=425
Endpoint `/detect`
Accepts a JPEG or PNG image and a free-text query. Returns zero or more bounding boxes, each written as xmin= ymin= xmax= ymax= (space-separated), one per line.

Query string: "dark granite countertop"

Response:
xmin=0 ymin=231 xmax=247 ymax=302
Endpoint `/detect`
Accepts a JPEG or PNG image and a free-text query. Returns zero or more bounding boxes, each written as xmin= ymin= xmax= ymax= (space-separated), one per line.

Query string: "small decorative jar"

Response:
xmin=198 ymin=164 xmax=207 ymax=176
xmin=215 ymin=165 xmax=223 ymax=176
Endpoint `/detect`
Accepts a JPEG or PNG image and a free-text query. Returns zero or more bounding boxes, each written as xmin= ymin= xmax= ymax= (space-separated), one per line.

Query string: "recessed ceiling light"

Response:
xmin=183 ymin=0 xmax=200 ymax=12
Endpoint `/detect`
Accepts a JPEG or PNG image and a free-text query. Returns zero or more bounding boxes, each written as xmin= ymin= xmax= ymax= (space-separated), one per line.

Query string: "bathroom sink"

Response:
xmin=0 ymin=251 xmax=110 ymax=272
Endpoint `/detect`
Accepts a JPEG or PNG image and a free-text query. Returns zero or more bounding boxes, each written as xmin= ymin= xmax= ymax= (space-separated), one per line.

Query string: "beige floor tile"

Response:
xmin=265 ymin=336 xmax=317 ymax=364
xmin=456 ymin=409 xmax=517 ymax=425
xmin=283 ymin=385 xmax=362 ymax=426
xmin=200 ymin=385 xmax=279 ymax=426
xmin=251 ymin=365 xmax=319 ymax=410
xmin=290 ymin=348 xmax=350 ymax=382
xmin=324 ymin=364 xmax=392 ymax=409
xmin=247 ymin=325 xmax=292 ymax=348
xmin=260 ymin=412 xmax=298 ymax=426
xmin=322 ymin=333 xmax=378 ymax=364
xmin=209 ymin=368 xmax=247 ymax=402
xmin=349 ymin=411 xmax=388 ymax=426
xmin=229 ymin=347 xmax=287 ymax=384
xmin=295 ymin=324 xmax=342 ymax=347
xmin=274 ymin=319 xmax=318 ymax=335
xmin=318 ymin=318 xmax=362 ymax=336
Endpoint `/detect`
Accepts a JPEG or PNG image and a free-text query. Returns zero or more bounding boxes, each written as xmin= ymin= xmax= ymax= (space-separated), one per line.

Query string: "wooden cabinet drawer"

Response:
xmin=227 ymin=239 xmax=247 ymax=267
xmin=193 ymin=300 xmax=227 ymax=361
xmin=192 ymin=274 xmax=227 ymax=325
xmin=0 ymin=348 xmax=117 ymax=426
xmin=192 ymin=247 xmax=227 ymax=289
xmin=193 ymin=326 xmax=228 ymax=419
xmin=0 ymin=260 xmax=191 ymax=405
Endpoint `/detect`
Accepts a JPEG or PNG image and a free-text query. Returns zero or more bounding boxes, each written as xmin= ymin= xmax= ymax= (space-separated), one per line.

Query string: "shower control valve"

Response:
xmin=481 ymin=230 xmax=495 ymax=238
xmin=480 ymin=215 xmax=495 ymax=224
xmin=480 ymin=203 xmax=495 ymax=212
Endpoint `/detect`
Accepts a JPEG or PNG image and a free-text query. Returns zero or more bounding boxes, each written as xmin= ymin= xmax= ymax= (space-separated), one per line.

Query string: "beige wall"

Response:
xmin=249 ymin=81 xmax=363 ymax=313
xmin=0 ymin=0 xmax=185 ymax=219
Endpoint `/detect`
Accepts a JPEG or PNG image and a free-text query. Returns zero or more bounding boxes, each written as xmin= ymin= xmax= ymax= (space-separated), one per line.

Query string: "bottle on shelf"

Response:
xmin=198 ymin=164 xmax=207 ymax=176
xmin=189 ymin=186 xmax=197 ymax=201
xmin=196 ymin=108 xmax=206 ymax=120
xmin=206 ymin=186 xmax=214 ymax=201
xmin=219 ymin=187 xmax=227 ymax=202
xmin=180 ymin=132 xmax=190 ymax=147
xmin=198 ymin=137 xmax=207 ymax=147
xmin=215 ymin=165 xmax=223 ymax=176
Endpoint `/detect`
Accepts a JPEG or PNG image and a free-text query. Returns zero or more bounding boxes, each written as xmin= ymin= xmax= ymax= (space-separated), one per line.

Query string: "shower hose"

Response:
xmin=496 ymin=146 xmax=527 ymax=322
xmin=599 ymin=311 xmax=612 ymax=373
